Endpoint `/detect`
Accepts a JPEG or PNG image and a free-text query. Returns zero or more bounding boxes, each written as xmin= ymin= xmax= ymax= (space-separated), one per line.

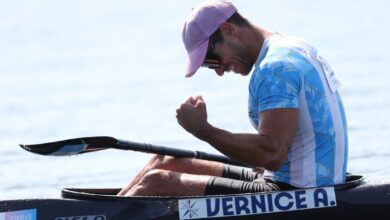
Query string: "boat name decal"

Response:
xmin=178 ymin=186 xmax=336 ymax=219
xmin=0 ymin=209 xmax=36 ymax=220
xmin=54 ymin=215 xmax=106 ymax=220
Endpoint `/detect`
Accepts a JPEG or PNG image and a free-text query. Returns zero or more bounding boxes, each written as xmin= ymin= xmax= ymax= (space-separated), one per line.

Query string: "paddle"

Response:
xmin=20 ymin=136 xmax=245 ymax=166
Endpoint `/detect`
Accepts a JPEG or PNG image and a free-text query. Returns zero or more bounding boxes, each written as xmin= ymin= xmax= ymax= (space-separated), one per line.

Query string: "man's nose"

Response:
xmin=215 ymin=67 xmax=224 ymax=76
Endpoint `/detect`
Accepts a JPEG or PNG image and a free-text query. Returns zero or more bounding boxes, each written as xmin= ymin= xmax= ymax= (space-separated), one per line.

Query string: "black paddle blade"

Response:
xmin=19 ymin=136 xmax=118 ymax=156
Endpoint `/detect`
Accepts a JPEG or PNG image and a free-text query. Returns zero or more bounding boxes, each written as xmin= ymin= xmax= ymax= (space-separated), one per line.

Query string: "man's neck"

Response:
xmin=243 ymin=25 xmax=274 ymax=64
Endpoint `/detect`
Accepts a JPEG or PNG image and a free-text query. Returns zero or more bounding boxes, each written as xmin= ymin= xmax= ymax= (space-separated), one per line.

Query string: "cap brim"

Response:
xmin=185 ymin=39 xmax=209 ymax=77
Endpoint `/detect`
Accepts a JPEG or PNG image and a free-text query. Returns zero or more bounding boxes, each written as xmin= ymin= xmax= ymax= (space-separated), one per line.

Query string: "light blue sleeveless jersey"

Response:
xmin=248 ymin=34 xmax=348 ymax=187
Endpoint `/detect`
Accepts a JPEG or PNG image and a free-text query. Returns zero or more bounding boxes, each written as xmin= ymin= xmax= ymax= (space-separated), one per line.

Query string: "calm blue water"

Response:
xmin=0 ymin=0 xmax=389 ymax=199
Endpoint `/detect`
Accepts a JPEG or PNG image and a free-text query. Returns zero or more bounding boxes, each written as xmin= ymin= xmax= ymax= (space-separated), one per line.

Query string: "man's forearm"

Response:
xmin=194 ymin=123 xmax=282 ymax=170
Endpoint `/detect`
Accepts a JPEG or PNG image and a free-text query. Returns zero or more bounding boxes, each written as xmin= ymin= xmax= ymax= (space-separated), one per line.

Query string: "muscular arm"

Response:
xmin=176 ymin=96 xmax=298 ymax=171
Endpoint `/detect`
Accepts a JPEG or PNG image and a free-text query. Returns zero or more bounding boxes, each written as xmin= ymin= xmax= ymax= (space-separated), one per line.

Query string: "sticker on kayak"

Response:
xmin=179 ymin=187 xmax=336 ymax=219
xmin=0 ymin=209 xmax=36 ymax=220
xmin=55 ymin=215 xmax=106 ymax=220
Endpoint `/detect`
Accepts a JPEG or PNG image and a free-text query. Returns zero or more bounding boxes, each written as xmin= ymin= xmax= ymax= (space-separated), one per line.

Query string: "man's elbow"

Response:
xmin=263 ymin=146 xmax=288 ymax=171
xmin=265 ymin=158 xmax=284 ymax=171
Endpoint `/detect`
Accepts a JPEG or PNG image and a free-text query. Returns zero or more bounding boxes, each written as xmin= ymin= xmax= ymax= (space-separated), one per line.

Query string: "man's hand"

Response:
xmin=176 ymin=96 xmax=210 ymax=138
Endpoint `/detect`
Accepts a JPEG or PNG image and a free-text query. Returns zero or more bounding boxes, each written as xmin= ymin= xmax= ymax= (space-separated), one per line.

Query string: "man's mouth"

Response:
xmin=228 ymin=64 xmax=236 ymax=73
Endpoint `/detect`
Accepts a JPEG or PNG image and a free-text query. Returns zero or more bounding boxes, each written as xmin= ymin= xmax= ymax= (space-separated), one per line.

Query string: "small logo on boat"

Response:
xmin=0 ymin=209 xmax=36 ymax=220
xmin=180 ymin=200 xmax=200 ymax=218
xmin=54 ymin=215 xmax=106 ymax=220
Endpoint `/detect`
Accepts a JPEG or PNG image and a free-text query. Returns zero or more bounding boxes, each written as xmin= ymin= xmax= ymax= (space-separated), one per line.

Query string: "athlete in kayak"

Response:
xmin=118 ymin=0 xmax=348 ymax=196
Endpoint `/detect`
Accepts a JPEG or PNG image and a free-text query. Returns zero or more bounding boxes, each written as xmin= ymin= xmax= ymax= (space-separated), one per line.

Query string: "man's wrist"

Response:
xmin=193 ymin=122 xmax=214 ymax=141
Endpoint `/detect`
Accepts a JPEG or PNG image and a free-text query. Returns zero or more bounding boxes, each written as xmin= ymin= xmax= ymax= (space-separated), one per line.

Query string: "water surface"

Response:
xmin=0 ymin=0 xmax=389 ymax=199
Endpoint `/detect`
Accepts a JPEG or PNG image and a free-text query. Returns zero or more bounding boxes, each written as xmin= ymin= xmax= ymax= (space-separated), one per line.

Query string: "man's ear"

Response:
xmin=218 ymin=22 xmax=237 ymax=38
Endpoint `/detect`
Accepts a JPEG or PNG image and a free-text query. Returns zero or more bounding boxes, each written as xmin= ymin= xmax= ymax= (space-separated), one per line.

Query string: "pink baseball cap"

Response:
xmin=182 ymin=0 xmax=237 ymax=77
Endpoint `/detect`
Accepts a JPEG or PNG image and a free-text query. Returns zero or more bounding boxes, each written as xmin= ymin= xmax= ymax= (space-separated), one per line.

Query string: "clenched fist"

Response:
xmin=176 ymin=96 xmax=210 ymax=138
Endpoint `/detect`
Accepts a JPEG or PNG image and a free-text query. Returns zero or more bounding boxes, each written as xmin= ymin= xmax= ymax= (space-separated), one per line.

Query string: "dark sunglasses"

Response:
xmin=202 ymin=36 xmax=221 ymax=69
xmin=202 ymin=59 xmax=220 ymax=69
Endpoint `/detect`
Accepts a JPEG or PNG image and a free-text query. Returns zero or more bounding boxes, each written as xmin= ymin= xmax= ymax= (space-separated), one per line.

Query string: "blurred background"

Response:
xmin=0 ymin=0 xmax=389 ymax=199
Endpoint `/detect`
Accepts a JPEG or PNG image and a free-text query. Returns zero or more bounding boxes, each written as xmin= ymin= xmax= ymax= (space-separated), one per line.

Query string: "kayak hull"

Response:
xmin=1 ymin=175 xmax=390 ymax=220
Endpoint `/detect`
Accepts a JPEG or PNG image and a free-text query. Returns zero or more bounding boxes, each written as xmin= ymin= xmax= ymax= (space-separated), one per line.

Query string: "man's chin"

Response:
xmin=234 ymin=65 xmax=252 ymax=76
xmin=237 ymin=69 xmax=251 ymax=76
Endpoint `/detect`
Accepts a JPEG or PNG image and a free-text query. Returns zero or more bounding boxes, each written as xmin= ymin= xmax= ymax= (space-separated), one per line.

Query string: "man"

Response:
xmin=118 ymin=0 xmax=348 ymax=196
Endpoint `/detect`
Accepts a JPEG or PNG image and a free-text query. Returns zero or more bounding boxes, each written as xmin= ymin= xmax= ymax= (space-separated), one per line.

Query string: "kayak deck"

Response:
xmin=61 ymin=174 xmax=365 ymax=200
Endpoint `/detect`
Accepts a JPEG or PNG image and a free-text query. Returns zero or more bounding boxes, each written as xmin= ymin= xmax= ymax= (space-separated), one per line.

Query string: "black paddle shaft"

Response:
xmin=116 ymin=139 xmax=245 ymax=166
xmin=20 ymin=136 xmax=245 ymax=167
